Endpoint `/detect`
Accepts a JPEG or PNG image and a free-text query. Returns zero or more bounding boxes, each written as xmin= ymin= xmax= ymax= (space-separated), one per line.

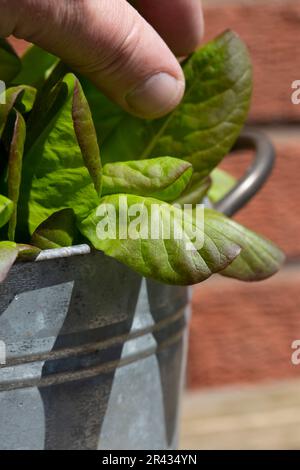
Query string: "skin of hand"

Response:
xmin=0 ymin=0 xmax=204 ymax=118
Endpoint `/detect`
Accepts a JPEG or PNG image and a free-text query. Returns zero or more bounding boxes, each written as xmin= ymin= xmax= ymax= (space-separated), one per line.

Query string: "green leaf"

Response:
xmin=80 ymin=75 xmax=124 ymax=144
xmin=102 ymin=157 xmax=192 ymax=201
xmin=84 ymin=30 xmax=251 ymax=178
xmin=0 ymin=241 xmax=18 ymax=282
xmin=17 ymin=73 xmax=101 ymax=239
xmin=208 ymin=168 xmax=236 ymax=203
xmin=24 ymin=62 xmax=70 ymax=151
xmin=0 ymin=85 xmax=36 ymax=137
xmin=31 ymin=208 xmax=78 ymax=249
xmin=205 ymin=209 xmax=285 ymax=281
xmin=13 ymin=45 xmax=58 ymax=89
xmin=72 ymin=79 xmax=102 ymax=195
xmin=0 ymin=194 xmax=13 ymax=228
xmin=80 ymin=195 xmax=241 ymax=285
xmin=175 ymin=173 xmax=211 ymax=205
xmin=0 ymin=39 xmax=21 ymax=83
xmin=0 ymin=241 xmax=41 ymax=282
xmin=13 ymin=86 xmax=37 ymax=114
xmin=17 ymin=243 xmax=41 ymax=261
xmin=7 ymin=110 xmax=26 ymax=240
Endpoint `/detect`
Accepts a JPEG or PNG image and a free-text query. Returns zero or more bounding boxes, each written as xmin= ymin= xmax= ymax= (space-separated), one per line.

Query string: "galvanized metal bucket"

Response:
xmin=0 ymin=131 xmax=275 ymax=450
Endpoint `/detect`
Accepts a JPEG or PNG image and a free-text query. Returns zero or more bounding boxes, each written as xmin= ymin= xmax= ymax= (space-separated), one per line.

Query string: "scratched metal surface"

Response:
xmin=0 ymin=249 xmax=190 ymax=450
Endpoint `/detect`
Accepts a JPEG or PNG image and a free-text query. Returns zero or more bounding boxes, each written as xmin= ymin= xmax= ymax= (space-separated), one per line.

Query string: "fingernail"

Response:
xmin=126 ymin=73 xmax=185 ymax=119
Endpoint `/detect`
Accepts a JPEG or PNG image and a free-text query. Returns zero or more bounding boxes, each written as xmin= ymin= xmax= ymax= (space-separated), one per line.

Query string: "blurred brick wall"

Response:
xmin=203 ymin=0 xmax=300 ymax=123
xmin=188 ymin=0 xmax=300 ymax=389
xmin=190 ymin=266 xmax=300 ymax=388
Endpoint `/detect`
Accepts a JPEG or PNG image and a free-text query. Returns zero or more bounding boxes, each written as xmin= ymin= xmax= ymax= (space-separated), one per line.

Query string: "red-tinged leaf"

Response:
xmin=205 ymin=209 xmax=286 ymax=281
xmin=17 ymin=243 xmax=41 ymax=261
xmin=72 ymin=78 xmax=102 ymax=195
xmin=7 ymin=110 xmax=26 ymax=240
xmin=0 ymin=85 xmax=36 ymax=137
xmin=17 ymin=73 xmax=100 ymax=239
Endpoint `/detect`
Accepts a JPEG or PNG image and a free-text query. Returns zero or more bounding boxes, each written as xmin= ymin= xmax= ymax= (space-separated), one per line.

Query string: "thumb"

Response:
xmin=2 ymin=0 xmax=185 ymax=119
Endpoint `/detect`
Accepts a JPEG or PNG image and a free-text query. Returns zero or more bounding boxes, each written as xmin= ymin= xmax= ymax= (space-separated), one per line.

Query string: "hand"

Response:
xmin=0 ymin=0 xmax=204 ymax=118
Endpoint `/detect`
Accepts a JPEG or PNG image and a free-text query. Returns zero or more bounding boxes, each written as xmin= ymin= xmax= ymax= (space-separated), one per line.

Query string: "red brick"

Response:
xmin=203 ymin=0 xmax=300 ymax=122
xmin=188 ymin=266 xmax=300 ymax=389
xmin=9 ymin=37 xmax=28 ymax=55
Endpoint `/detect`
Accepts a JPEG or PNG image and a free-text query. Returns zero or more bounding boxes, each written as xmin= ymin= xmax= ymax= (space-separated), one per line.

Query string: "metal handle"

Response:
xmin=214 ymin=129 xmax=275 ymax=217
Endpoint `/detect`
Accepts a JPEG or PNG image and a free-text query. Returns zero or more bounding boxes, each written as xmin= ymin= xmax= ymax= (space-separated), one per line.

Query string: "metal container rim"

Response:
xmin=30 ymin=244 xmax=92 ymax=263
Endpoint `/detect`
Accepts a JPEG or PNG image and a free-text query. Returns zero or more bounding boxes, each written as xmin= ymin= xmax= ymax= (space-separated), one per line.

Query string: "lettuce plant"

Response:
xmin=0 ymin=31 xmax=284 ymax=286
